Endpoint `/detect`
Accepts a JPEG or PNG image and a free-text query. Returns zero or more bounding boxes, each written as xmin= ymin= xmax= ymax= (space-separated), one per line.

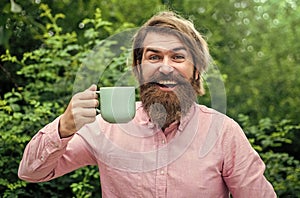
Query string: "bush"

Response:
xmin=238 ymin=114 xmax=300 ymax=197
xmin=0 ymin=4 xmax=129 ymax=197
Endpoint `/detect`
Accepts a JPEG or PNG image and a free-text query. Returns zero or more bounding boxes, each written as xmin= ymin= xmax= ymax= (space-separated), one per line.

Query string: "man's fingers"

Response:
xmin=73 ymin=107 xmax=97 ymax=118
xmin=74 ymin=89 xmax=98 ymax=100
xmin=71 ymin=98 xmax=98 ymax=109
xmin=73 ymin=109 xmax=97 ymax=128
xmin=59 ymin=85 xmax=99 ymax=137
xmin=73 ymin=85 xmax=99 ymax=100
xmin=88 ymin=84 xmax=97 ymax=91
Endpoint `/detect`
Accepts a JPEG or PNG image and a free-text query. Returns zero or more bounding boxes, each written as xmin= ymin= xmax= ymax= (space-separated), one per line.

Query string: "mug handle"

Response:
xmin=95 ymin=90 xmax=101 ymax=114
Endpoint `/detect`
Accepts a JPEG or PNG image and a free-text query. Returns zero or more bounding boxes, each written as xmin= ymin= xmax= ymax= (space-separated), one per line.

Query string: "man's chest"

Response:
xmin=98 ymin=141 xmax=228 ymax=198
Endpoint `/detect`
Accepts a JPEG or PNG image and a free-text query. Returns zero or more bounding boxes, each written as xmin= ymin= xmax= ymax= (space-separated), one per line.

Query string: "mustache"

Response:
xmin=141 ymin=72 xmax=190 ymax=86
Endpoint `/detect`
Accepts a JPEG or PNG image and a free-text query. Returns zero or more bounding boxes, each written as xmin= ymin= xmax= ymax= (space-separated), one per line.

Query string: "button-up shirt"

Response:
xmin=18 ymin=102 xmax=276 ymax=197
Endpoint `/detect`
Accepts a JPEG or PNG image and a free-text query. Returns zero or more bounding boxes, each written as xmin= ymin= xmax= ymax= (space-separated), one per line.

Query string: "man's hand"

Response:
xmin=59 ymin=84 xmax=99 ymax=138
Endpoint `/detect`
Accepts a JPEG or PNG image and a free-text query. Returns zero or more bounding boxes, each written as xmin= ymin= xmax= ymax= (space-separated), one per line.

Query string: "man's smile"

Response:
xmin=158 ymin=80 xmax=177 ymax=87
xmin=153 ymin=80 xmax=178 ymax=91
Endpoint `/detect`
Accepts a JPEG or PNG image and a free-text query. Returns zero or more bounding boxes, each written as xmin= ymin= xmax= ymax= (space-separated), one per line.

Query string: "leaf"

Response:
xmin=10 ymin=0 xmax=22 ymax=13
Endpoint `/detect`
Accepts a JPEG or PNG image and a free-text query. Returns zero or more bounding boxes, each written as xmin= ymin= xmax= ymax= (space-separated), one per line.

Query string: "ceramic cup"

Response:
xmin=96 ymin=87 xmax=136 ymax=123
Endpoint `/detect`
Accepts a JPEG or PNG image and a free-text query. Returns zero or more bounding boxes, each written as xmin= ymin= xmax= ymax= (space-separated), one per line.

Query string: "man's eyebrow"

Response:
xmin=172 ymin=47 xmax=187 ymax=52
xmin=144 ymin=46 xmax=187 ymax=53
xmin=144 ymin=47 xmax=161 ymax=53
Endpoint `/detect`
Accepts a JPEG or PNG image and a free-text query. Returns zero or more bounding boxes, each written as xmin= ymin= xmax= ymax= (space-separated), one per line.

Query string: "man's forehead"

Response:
xmin=142 ymin=32 xmax=185 ymax=50
xmin=144 ymin=46 xmax=187 ymax=54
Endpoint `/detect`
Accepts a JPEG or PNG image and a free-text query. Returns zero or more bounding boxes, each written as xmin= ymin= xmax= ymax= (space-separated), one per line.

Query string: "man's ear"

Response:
xmin=195 ymin=72 xmax=200 ymax=81
xmin=193 ymin=66 xmax=200 ymax=81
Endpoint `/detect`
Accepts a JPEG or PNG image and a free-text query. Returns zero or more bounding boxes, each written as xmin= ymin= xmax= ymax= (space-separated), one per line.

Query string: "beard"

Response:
xmin=140 ymin=73 xmax=197 ymax=129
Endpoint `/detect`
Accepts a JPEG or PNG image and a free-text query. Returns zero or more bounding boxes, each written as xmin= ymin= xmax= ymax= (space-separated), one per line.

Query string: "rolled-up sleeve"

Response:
xmin=18 ymin=117 xmax=97 ymax=182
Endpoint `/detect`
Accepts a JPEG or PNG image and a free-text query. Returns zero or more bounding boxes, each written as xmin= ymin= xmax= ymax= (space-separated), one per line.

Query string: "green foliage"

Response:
xmin=1 ymin=0 xmax=300 ymax=197
xmin=0 ymin=4 xmax=118 ymax=197
xmin=0 ymin=88 xmax=62 ymax=197
xmin=168 ymin=0 xmax=300 ymax=122
xmin=3 ymin=0 xmax=299 ymax=122
xmin=262 ymin=152 xmax=300 ymax=197
xmin=238 ymin=114 xmax=300 ymax=196
xmin=70 ymin=166 xmax=101 ymax=198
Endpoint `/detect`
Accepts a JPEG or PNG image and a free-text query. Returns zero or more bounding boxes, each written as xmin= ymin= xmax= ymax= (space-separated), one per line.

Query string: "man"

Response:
xmin=18 ymin=11 xmax=276 ymax=197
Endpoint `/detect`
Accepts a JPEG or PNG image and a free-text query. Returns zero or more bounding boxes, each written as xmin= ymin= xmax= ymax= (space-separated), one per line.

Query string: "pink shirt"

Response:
xmin=18 ymin=102 xmax=276 ymax=197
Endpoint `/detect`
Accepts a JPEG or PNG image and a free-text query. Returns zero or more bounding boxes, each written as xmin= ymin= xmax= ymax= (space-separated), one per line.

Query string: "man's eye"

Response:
xmin=149 ymin=55 xmax=160 ymax=60
xmin=173 ymin=55 xmax=185 ymax=60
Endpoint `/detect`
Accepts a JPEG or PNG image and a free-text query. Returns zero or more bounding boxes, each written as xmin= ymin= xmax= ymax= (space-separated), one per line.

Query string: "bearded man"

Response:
xmin=18 ymin=11 xmax=276 ymax=197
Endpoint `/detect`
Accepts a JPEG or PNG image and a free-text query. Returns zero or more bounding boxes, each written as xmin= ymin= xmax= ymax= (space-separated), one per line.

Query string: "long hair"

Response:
xmin=132 ymin=11 xmax=211 ymax=96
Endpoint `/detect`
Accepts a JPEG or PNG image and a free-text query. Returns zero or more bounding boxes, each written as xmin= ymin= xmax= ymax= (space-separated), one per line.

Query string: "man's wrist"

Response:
xmin=58 ymin=116 xmax=76 ymax=138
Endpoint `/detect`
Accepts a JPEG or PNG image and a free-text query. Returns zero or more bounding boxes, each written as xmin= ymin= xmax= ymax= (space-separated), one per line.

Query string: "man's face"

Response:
xmin=139 ymin=32 xmax=197 ymax=129
xmin=141 ymin=32 xmax=194 ymax=88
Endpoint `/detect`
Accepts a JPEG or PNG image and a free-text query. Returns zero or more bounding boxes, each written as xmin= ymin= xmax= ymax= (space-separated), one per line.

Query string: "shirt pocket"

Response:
xmin=103 ymin=155 xmax=144 ymax=197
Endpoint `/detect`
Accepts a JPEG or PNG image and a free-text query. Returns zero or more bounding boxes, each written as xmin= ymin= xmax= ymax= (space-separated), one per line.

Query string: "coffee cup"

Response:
xmin=96 ymin=87 xmax=136 ymax=123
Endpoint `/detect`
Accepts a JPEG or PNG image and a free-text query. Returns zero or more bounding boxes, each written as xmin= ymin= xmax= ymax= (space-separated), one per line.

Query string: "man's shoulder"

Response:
xmin=195 ymin=104 xmax=225 ymax=116
xmin=194 ymin=103 xmax=236 ymax=125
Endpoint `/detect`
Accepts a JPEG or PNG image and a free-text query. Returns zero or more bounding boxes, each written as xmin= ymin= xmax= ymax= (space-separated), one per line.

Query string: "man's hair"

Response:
xmin=132 ymin=11 xmax=211 ymax=95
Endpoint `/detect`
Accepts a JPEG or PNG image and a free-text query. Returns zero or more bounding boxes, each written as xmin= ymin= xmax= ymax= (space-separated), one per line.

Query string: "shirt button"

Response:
xmin=162 ymin=140 xmax=166 ymax=144
xmin=160 ymin=170 xmax=165 ymax=175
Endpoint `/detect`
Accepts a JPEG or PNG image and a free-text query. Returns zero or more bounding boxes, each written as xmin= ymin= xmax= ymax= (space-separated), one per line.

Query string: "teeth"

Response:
xmin=158 ymin=80 xmax=177 ymax=85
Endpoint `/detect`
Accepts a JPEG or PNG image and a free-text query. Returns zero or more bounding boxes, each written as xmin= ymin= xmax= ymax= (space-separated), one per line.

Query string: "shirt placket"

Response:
xmin=155 ymin=131 xmax=168 ymax=198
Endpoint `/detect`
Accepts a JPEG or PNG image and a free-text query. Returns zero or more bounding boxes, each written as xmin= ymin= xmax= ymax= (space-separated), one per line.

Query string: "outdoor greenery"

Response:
xmin=0 ymin=0 xmax=299 ymax=197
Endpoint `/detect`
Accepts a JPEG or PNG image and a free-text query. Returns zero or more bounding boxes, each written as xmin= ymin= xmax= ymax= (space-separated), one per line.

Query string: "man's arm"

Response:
xmin=18 ymin=117 xmax=97 ymax=182
xmin=222 ymin=120 xmax=277 ymax=197
xmin=18 ymin=85 xmax=99 ymax=182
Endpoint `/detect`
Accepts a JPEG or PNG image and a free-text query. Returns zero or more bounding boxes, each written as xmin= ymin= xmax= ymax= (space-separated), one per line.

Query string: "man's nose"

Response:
xmin=159 ymin=58 xmax=174 ymax=75
xmin=159 ymin=64 xmax=174 ymax=75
